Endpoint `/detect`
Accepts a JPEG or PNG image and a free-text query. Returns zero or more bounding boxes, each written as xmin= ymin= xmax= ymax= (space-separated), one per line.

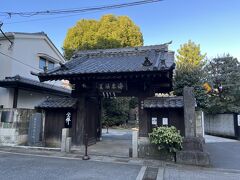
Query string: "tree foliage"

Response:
xmin=176 ymin=40 xmax=206 ymax=71
xmin=173 ymin=40 xmax=207 ymax=108
xmin=63 ymin=14 xmax=143 ymax=59
xmin=102 ymin=97 xmax=130 ymax=127
xmin=203 ymin=55 xmax=240 ymax=113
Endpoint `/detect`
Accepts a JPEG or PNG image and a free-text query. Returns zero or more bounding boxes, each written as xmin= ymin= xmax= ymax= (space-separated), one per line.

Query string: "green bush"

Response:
xmin=149 ymin=126 xmax=183 ymax=153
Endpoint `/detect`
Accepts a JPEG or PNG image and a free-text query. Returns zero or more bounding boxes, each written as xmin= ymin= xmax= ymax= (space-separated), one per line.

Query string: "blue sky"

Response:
xmin=1 ymin=0 xmax=240 ymax=59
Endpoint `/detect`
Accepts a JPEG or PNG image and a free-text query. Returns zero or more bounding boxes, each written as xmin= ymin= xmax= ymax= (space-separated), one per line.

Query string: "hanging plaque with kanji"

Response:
xmin=65 ymin=112 xmax=72 ymax=128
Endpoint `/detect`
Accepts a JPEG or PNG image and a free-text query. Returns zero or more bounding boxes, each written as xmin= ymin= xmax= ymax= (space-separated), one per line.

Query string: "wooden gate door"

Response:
xmin=86 ymin=97 xmax=99 ymax=145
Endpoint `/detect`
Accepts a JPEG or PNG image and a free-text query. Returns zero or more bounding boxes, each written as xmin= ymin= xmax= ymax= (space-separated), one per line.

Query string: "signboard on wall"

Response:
xmin=162 ymin=118 xmax=168 ymax=125
xmin=97 ymin=82 xmax=127 ymax=92
xmin=65 ymin=112 xmax=72 ymax=128
xmin=151 ymin=117 xmax=157 ymax=125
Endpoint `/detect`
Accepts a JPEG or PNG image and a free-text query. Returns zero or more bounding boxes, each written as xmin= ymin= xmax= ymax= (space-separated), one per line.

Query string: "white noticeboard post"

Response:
xmin=238 ymin=115 xmax=240 ymax=126
xmin=162 ymin=118 xmax=168 ymax=125
xmin=151 ymin=117 xmax=157 ymax=125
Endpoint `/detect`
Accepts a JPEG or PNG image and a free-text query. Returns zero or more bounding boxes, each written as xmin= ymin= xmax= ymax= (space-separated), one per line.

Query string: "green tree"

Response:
xmin=204 ymin=55 xmax=240 ymax=113
xmin=173 ymin=40 xmax=207 ymax=108
xmin=102 ymin=97 xmax=130 ymax=127
xmin=63 ymin=14 xmax=143 ymax=59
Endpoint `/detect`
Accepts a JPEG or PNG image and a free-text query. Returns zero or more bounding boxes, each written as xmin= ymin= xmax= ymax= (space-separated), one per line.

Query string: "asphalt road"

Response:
xmin=205 ymin=135 xmax=240 ymax=170
xmin=206 ymin=141 xmax=240 ymax=170
xmin=0 ymin=152 xmax=141 ymax=180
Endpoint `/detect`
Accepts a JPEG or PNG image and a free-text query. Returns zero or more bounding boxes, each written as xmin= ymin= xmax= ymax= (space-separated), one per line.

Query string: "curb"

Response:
xmin=136 ymin=166 xmax=147 ymax=180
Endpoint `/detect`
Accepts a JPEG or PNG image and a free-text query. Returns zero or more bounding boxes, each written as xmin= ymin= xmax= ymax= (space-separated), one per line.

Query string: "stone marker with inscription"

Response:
xmin=28 ymin=113 xmax=42 ymax=146
xmin=176 ymin=87 xmax=210 ymax=166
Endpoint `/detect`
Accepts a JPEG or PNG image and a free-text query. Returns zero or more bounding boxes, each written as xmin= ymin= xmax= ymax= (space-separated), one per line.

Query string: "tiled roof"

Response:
xmin=38 ymin=43 xmax=175 ymax=80
xmin=143 ymin=97 xmax=184 ymax=108
xmin=0 ymin=75 xmax=71 ymax=95
xmin=36 ymin=97 xmax=77 ymax=109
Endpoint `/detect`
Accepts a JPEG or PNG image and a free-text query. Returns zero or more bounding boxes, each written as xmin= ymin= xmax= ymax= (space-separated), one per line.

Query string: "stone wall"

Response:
xmin=204 ymin=114 xmax=235 ymax=137
xmin=0 ymin=108 xmax=37 ymax=145
xmin=137 ymin=137 xmax=174 ymax=161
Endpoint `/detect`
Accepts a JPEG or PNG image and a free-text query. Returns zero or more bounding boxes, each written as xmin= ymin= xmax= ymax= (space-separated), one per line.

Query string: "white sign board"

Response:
xmin=238 ymin=115 xmax=240 ymax=126
xmin=65 ymin=112 xmax=72 ymax=128
xmin=151 ymin=117 xmax=157 ymax=125
xmin=162 ymin=118 xmax=168 ymax=125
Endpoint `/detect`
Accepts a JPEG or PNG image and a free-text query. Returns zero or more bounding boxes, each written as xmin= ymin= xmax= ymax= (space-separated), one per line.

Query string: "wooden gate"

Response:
xmin=86 ymin=97 xmax=100 ymax=145
xmin=44 ymin=109 xmax=77 ymax=147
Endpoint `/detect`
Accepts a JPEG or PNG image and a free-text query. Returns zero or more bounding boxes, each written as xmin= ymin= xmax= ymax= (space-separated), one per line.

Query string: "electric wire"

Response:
xmin=4 ymin=10 xmax=104 ymax=25
xmin=0 ymin=50 xmax=41 ymax=71
xmin=1 ymin=0 xmax=162 ymax=21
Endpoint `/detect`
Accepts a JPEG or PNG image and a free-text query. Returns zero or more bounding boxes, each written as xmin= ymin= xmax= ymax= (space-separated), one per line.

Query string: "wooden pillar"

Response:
xmin=13 ymin=88 xmax=18 ymax=108
xmin=76 ymin=95 xmax=86 ymax=145
xmin=97 ymin=97 xmax=102 ymax=140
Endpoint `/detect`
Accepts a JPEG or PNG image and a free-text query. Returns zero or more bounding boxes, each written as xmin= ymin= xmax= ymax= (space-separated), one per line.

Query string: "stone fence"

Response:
xmin=0 ymin=108 xmax=37 ymax=145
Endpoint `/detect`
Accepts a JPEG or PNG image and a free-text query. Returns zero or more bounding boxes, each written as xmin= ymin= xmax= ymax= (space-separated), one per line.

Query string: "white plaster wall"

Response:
xmin=10 ymin=36 xmax=63 ymax=79
xmin=0 ymin=34 xmax=65 ymax=108
xmin=0 ymin=39 xmax=13 ymax=79
xmin=204 ymin=114 xmax=235 ymax=137
xmin=0 ymin=88 xmax=13 ymax=108
xmin=17 ymin=89 xmax=57 ymax=109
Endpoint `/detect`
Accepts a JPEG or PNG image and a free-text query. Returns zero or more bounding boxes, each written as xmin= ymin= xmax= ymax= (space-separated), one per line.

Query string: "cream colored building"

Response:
xmin=0 ymin=32 xmax=68 ymax=109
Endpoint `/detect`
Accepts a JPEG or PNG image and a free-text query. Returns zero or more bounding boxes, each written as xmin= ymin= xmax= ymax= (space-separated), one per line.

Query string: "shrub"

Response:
xmin=149 ymin=126 xmax=183 ymax=153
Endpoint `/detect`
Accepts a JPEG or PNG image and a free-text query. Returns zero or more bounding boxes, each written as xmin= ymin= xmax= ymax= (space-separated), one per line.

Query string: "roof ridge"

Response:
xmin=74 ymin=44 xmax=170 ymax=57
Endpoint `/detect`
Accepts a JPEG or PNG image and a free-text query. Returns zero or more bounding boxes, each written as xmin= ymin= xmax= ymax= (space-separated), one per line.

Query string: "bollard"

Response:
xmin=61 ymin=128 xmax=69 ymax=152
xmin=132 ymin=128 xmax=139 ymax=158
xmin=66 ymin=137 xmax=72 ymax=153
xmin=82 ymin=133 xmax=90 ymax=160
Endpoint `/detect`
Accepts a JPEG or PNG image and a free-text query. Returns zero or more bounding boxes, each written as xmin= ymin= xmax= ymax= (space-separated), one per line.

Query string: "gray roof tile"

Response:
xmin=0 ymin=75 xmax=71 ymax=95
xmin=39 ymin=44 xmax=175 ymax=79
xmin=36 ymin=97 xmax=77 ymax=109
xmin=143 ymin=97 xmax=184 ymax=108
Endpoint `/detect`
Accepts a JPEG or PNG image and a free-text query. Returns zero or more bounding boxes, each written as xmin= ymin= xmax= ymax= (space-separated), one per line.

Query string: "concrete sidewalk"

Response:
xmin=205 ymin=135 xmax=238 ymax=143
xmin=163 ymin=164 xmax=240 ymax=180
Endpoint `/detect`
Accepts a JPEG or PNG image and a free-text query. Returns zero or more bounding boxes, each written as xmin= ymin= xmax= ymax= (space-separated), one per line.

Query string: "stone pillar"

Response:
xmin=183 ymin=87 xmax=196 ymax=137
xmin=132 ymin=128 xmax=139 ymax=158
xmin=138 ymin=98 xmax=149 ymax=137
xmin=195 ymin=110 xmax=204 ymax=138
xmin=61 ymin=128 xmax=69 ymax=152
xmin=176 ymin=87 xmax=210 ymax=166
xmin=66 ymin=137 xmax=72 ymax=153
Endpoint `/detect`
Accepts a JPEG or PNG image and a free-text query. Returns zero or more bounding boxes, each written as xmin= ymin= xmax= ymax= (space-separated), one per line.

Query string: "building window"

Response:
xmin=39 ymin=57 xmax=55 ymax=70
xmin=1 ymin=111 xmax=14 ymax=123
xmin=39 ymin=58 xmax=47 ymax=69
xmin=48 ymin=61 xmax=54 ymax=70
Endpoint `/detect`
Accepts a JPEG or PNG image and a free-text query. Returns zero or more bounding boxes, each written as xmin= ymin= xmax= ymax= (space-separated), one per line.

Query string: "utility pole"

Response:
xmin=0 ymin=21 xmax=14 ymax=47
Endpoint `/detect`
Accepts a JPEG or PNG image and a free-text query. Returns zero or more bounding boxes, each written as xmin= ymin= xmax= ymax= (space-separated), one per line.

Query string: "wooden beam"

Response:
xmin=13 ymin=88 xmax=18 ymax=108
